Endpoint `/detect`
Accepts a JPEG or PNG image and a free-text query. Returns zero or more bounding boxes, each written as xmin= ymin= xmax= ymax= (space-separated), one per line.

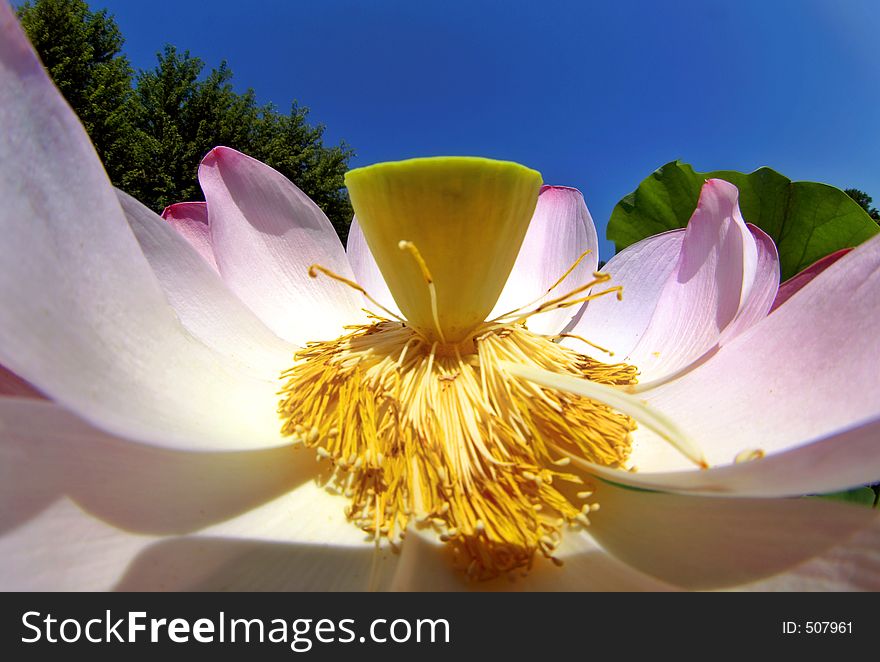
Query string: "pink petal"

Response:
xmin=199 ymin=146 xmax=364 ymax=344
xmin=567 ymin=230 xmax=684 ymax=361
xmin=770 ymin=247 xmax=852 ymax=313
xmin=635 ymin=232 xmax=880 ymax=472
xmin=346 ymin=215 xmax=400 ymax=316
xmin=161 ymin=201 xmax=218 ymax=271
xmin=120 ymin=191 xmax=296 ymax=379
xmin=573 ymin=181 xmax=779 ymax=379
xmin=491 ymin=186 xmax=599 ymax=336
xmin=717 ymin=224 xmax=779 ymax=344
xmin=625 ymin=179 xmax=778 ymax=380
xmin=0 ymin=363 xmax=43 ymax=398
xmin=587 ymin=479 xmax=878 ymax=590
xmin=0 ymin=9 xmax=286 ymax=452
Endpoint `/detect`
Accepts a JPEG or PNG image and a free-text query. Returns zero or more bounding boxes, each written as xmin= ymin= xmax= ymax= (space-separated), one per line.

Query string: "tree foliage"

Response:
xmin=17 ymin=0 xmax=355 ymax=238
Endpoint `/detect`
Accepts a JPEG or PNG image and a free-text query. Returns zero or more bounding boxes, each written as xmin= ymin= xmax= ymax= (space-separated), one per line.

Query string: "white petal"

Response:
xmin=199 ymin=146 xmax=364 ymax=344
xmin=492 ymin=186 xmax=599 ymax=335
xmin=0 ymin=398 xmax=386 ymax=590
xmin=2 ymin=497 xmax=389 ymax=592
xmin=114 ymin=525 xmax=395 ymax=591
xmin=0 ymin=9 xmax=287 ymax=451
xmin=573 ymin=416 xmax=880 ymax=498
xmin=735 ymin=515 xmax=880 ymax=591
xmin=120 ymin=190 xmax=295 ymax=379
xmin=586 ymin=479 xmax=878 ymax=590
xmin=0 ymin=399 xmax=313 ymax=536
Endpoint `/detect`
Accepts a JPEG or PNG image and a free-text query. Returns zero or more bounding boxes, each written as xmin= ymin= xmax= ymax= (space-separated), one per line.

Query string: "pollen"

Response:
xmin=278 ymin=317 xmax=639 ymax=581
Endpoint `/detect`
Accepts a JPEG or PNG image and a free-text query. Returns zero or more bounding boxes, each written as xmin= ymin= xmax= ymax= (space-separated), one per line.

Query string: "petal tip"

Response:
xmin=540 ymin=184 xmax=583 ymax=197
xmin=697 ymin=178 xmax=740 ymax=215
xmin=162 ymin=202 xmax=208 ymax=225
xmin=200 ymin=145 xmax=240 ymax=168
xmin=702 ymin=178 xmax=738 ymax=195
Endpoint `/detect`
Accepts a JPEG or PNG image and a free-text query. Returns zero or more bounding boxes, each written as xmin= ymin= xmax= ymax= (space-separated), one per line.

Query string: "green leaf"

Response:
xmin=608 ymin=161 xmax=880 ymax=280
xmin=817 ymin=486 xmax=878 ymax=508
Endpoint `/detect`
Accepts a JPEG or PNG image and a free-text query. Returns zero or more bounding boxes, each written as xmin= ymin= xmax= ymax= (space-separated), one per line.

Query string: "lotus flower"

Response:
xmin=1 ymin=4 xmax=878 ymax=591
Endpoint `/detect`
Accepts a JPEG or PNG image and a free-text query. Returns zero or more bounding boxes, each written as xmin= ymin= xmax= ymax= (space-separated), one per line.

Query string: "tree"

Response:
xmin=129 ymin=48 xmax=354 ymax=238
xmin=17 ymin=0 xmax=355 ymax=238
xmin=124 ymin=47 xmax=263 ymax=210
xmin=844 ymin=188 xmax=880 ymax=223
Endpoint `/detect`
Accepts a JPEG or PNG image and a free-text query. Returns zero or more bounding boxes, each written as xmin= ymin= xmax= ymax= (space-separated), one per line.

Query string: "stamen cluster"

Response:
xmin=279 ymin=319 xmax=638 ymax=580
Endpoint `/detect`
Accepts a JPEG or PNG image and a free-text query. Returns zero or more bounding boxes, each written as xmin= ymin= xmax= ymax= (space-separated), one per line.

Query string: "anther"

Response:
xmin=554 ymin=333 xmax=615 ymax=357
xmin=735 ymin=448 xmax=765 ymax=463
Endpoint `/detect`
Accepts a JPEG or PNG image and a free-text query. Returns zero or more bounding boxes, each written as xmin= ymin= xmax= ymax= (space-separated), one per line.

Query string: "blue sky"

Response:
xmin=84 ymin=1 xmax=880 ymax=259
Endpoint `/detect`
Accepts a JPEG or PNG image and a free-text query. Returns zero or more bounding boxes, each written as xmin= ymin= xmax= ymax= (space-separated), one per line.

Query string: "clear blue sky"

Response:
xmin=83 ymin=1 xmax=880 ymax=259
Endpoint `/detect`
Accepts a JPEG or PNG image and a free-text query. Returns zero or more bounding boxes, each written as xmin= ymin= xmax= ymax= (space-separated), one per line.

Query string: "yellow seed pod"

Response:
xmin=345 ymin=156 xmax=542 ymax=343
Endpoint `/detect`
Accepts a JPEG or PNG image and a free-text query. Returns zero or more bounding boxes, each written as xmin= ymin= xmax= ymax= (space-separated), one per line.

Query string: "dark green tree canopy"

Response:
xmin=17 ymin=0 xmax=355 ymax=239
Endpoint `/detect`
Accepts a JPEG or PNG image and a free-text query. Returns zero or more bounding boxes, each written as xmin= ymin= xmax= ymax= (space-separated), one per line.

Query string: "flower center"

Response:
xmin=279 ymin=318 xmax=638 ymax=580
xmin=277 ymin=156 xmax=702 ymax=580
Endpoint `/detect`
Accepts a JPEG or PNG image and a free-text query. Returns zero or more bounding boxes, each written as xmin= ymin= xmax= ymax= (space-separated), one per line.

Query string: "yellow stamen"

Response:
xmin=279 ymin=318 xmax=639 ymax=580
xmin=504 ymin=362 xmax=708 ymax=469
xmin=735 ymin=448 xmax=765 ymax=463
